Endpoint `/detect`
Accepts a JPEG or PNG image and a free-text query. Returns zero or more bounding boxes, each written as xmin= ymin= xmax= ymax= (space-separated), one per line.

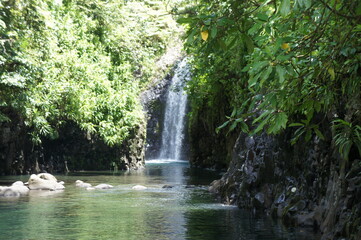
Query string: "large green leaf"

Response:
xmin=280 ymin=0 xmax=291 ymax=16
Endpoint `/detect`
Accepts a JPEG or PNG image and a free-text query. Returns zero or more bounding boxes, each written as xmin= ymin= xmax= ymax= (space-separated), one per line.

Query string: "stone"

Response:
xmin=296 ymin=211 xmax=316 ymax=227
xmin=255 ymin=192 xmax=265 ymax=205
xmin=1 ymin=187 xmax=21 ymax=197
xmin=0 ymin=181 xmax=29 ymax=197
xmin=28 ymin=173 xmax=65 ymax=191
xmin=37 ymin=173 xmax=58 ymax=182
xmin=11 ymin=181 xmax=29 ymax=195
xmin=132 ymin=185 xmax=147 ymax=190
xmin=75 ymin=180 xmax=92 ymax=188
xmin=94 ymin=184 xmax=113 ymax=189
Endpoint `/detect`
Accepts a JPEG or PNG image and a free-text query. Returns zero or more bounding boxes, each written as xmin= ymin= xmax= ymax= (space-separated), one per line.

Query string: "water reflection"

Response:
xmin=0 ymin=162 xmax=319 ymax=240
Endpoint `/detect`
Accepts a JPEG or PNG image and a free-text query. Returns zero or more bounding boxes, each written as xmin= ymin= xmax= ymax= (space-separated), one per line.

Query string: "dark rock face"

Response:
xmin=188 ymin=94 xmax=238 ymax=170
xmin=141 ymin=74 xmax=172 ymax=160
xmin=0 ymin=109 xmax=146 ymax=174
xmin=210 ymin=131 xmax=361 ymax=240
xmin=0 ymin=108 xmax=32 ymax=175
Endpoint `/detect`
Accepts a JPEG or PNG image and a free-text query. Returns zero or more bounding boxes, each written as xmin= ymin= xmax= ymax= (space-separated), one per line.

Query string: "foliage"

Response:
xmin=0 ymin=0 xmax=181 ymax=146
xmin=176 ymin=0 xmax=361 ymax=160
xmin=332 ymin=119 xmax=361 ymax=161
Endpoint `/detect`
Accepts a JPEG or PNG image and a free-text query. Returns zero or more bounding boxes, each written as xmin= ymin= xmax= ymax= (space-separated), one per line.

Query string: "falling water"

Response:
xmin=159 ymin=59 xmax=190 ymax=160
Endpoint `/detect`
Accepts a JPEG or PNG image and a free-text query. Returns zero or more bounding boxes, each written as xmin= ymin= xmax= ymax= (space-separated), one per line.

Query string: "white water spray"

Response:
xmin=158 ymin=59 xmax=190 ymax=160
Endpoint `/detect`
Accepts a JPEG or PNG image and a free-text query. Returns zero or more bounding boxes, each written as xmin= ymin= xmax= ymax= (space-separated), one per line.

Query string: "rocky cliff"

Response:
xmin=209 ymin=129 xmax=361 ymax=240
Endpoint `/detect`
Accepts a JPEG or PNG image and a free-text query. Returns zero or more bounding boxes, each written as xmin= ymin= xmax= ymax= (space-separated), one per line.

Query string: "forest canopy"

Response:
xmin=177 ymin=0 xmax=361 ymax=160
xmin=0 ymin=0 xmax=181 ymax=146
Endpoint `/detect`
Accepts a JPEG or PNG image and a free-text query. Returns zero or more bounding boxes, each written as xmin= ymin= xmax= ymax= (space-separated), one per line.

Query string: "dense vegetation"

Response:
xmin=0 ymin=0 xmax=180 ymax=147
xmin=177 ymin=0 xmax=361 ymax=166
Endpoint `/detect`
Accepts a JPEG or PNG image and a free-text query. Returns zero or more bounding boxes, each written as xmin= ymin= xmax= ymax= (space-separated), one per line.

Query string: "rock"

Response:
xmin=162 ymin=185 xmax=174 ymax=189
xmin=254 ymin=192 xmax=265 ymax=205
xmin=94 ymin=184 xmax=113 ymax=189
xmin=37 ymin=173 xmax=58 ymax=182
xmin=28 ymin=173 xmax=65 ymax=191
xmin=86 ymin=187 xmax=95 ymax=191
xmin=1 ymin=188 xmax=21 ymax=197
xmin=0 ymin=181 xmax=29 ymax=197
xmin=132 ymin=185 xmax=147 ymax=190
xmin=75 ymin=180 xmax=92 ymax=188
xmin=11 ymin=181 xmax=29 ymax=195
xmin=296 ymin=211 xmax=316 ymax=227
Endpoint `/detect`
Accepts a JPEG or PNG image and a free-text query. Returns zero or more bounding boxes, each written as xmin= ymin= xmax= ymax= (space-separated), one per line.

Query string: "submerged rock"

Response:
xmin=0 ymin=181 xmax=29 ymax=197
xmin=75 ymin=180 xmax=92 ymax=188
xmin=132 ymin=185 xmax=147 ymax=190
xmin=94 ymin=184 xmax=113 ymax=189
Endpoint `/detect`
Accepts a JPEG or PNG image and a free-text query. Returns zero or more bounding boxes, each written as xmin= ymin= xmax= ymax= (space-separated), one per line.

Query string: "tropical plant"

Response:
xmin=176 ymin=0 xmax=361 ymax=162
xmin=0 ymin=0 xmax=181 ymax=146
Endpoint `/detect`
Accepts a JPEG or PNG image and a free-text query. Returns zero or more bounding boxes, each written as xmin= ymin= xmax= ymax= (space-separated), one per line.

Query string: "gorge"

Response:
xmin=0 ymin=0 xmax=360 ymax=239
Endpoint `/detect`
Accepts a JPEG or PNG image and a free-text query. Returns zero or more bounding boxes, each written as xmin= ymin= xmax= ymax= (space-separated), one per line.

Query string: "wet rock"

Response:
xmin=296 ymin=211 xmax=316 ymax=227
xmin=207 ymin=123 xmax=361 ymax=239
xmin=28 ymin=173 xmax=65 ymax=191
xmin=11 ymin=181 xmax=30 ymax=195
xmin=94 ymin=184 xmax=113 ymax=189
xmin=1 ymin=188 xmax=21 ymax=197
xmin=75 ymin=180 xmax=92 ymax=188
xmin=254 ymin=192 xmax=265 ymax=205
xmin=0 ymin=181 xmax=29 ymax=197
xmin=132 ymin=185 xmax=147 ymax=190
xmin=162 ymin=185 xmax=174 ymax=189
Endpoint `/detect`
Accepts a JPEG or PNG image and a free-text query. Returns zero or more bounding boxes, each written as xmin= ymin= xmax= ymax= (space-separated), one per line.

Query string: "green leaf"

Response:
xmin=289 ymin=123 xmax=304 ymax=127
xmin=176 ymin=18 xmax=194 ymax=24
xmin=253 ymin=114 xmax=272 ymax=134
xmin=211 ymin=26 xmax=218 ymax=38
xmin=260 ymin=66 xmax=273 ymax=85
xmin=314 ymin=128 xmax=325 ymax=140
xmin=256 ymin=13 xmax=268 ymax=21
xmin=187 ymin=29 xmax=198 ymax=44
xmin=276 ymin=65 xmax=286 ymax=83
xmin=240 ymin=122 xmax=249 ymax=133
xmin=228 ymin=121 xmax=237 ymax=133
xmin=297 ymin=0 xmax=311 ymax=8
xmin=242 ymin=33 xmax=254 ymax=53
xmin=216 ymin=120 xmax=230 ymax=134
xmin=327 ymin=67 xmax=335 ymax=80
xmin=280 ymin=0 xmax=291 ymax=16
xmin=305 ymin=129 xmax=312 ymax=141
xmin=253 ymin=110 xmax=271 ymax=124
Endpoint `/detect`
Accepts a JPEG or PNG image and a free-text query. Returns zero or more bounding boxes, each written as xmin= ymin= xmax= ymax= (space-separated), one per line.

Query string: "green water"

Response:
xmin=0 ymin=160 xmax=319 ymax=240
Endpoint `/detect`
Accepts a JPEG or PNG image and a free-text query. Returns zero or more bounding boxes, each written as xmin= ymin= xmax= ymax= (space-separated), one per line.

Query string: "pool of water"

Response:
xmin=0 ymin=160 xmax=319 ymax=240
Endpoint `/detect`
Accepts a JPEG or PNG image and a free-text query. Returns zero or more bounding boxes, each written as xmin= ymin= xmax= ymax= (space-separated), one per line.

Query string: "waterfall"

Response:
xmin=158 ymin=59 xmax=190 ymax=160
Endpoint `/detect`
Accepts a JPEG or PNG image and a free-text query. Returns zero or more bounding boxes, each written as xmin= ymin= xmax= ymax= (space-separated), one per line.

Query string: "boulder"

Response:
xmin=0 ymin=187 xmax=21 ymax=197
xmin=132 ymin=185 xmax=147 ymax=190
xmin=0 ymin=181 xmax=29 ymax=197
xmin=11 ymin=181 xmax=30 ymax=195
xmin=28 ymin=173 xmax=65 ymax=191
xmin=94 ymin=184 xmax=113 ymax=189
xmin=75 ymin=180 xmax=92 ymax=188
xmin=37 ymin=173 xmax=58 ymax=182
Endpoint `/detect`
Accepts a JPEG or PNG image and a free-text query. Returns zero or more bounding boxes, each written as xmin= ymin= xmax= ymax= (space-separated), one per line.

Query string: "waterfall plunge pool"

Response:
xmin=0 ymin=160 xmax=319 ymax=240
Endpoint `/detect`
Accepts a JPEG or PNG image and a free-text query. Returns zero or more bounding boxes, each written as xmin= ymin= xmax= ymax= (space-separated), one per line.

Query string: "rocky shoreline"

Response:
xmin=208 ymin=131 xmax=361 ymax=240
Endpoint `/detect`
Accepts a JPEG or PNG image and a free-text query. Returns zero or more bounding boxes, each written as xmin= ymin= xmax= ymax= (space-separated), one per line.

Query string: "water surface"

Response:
xmin=0 ymin=161 xmax=319 ymax=240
